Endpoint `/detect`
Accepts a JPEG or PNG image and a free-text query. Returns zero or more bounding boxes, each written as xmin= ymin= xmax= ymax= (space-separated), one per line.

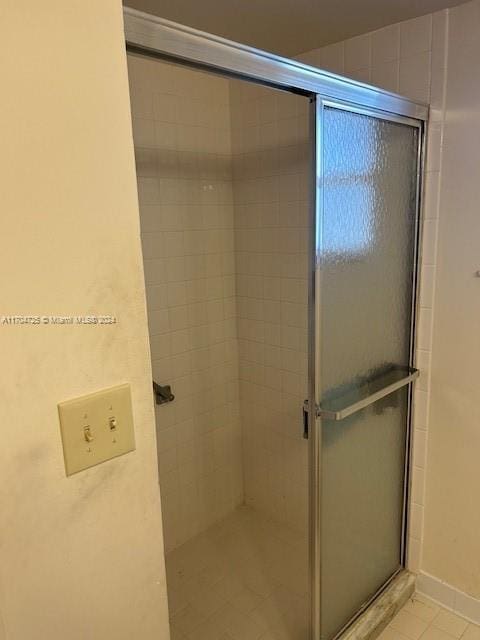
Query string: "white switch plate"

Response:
xmin=58 ymin=384 xmax=135 ymax=476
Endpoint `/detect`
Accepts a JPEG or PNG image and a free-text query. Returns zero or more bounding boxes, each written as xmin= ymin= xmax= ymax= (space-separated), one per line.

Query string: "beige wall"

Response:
xmin=423 ymin=0 xmax=480 ymax=600
xmin=0 ymin=3 xmax=169 ymax=639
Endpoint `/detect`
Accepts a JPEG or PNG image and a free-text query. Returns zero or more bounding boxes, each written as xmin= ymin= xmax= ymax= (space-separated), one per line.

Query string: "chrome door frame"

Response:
xmin=123 ymin=8 xmax=428 ymax=639
xmin=124 ymin=8 xmax=427 ymax=121
xmin=313 ymin=97 xmax=426 ymax=640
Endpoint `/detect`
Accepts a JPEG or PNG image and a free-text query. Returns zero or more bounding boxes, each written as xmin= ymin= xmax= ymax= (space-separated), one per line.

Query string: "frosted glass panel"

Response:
xmin=319 ymin=107 xmax=419 ymax=639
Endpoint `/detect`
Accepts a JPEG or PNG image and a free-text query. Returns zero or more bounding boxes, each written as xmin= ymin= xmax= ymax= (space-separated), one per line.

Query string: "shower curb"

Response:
xmin=340 ymin=571 xmax=416 ymax=640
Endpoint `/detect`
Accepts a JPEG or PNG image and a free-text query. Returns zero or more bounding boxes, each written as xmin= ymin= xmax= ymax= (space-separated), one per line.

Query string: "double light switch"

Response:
xmin=58 ymin=383 xmax=135 ymax=476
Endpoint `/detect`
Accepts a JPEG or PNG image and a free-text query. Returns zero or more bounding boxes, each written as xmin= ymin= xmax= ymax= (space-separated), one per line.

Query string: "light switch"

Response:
xmin=58 ymin=384 xmax=135 ymax=476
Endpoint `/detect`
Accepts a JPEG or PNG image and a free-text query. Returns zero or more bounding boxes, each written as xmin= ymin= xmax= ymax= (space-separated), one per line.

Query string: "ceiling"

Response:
xmin=124 ymin=0 xmax=462 ymax=56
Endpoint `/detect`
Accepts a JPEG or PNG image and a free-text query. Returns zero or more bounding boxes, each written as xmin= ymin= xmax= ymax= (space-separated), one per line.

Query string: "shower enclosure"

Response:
xmin=125 ymin=9 xmax=426 ymax=640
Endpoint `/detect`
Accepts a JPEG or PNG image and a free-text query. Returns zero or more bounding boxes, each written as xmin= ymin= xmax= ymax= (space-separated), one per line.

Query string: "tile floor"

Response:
xmin=166 ymin=510 xmax=479 ymax=640
xmin=165 ymin=505 xmax=309 ymax=640
xmin=381 ymin=594 xmax=480 ymax=640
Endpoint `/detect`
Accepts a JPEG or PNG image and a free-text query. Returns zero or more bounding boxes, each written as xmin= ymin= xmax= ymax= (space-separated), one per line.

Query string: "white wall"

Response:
xmin=420 ymin=0 xmax=480 ymax=617
xmin=128 ymin=54 xmax=243 ymax=553
xmin=0 ymin=3 xmax=169 ymax=639
xmin=298 ymin=13 xmax=446 ymax=105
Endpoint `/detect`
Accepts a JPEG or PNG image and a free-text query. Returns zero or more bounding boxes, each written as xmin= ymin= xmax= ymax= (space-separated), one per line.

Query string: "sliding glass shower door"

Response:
xmin=314 ymin=103 xmax=421 ymax=640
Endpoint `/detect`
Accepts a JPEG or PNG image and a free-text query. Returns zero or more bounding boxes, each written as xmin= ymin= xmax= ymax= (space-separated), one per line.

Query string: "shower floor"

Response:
xmin=166 ymin=505 xmax=310 ymax=640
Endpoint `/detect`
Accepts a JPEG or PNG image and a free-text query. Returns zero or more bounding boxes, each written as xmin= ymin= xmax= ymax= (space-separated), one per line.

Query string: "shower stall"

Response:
xmin=125 ymin=9 xmax=426 ymax=640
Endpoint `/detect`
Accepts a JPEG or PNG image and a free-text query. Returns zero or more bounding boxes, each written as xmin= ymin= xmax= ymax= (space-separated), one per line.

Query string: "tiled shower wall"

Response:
xmin=227 ymin=9 xmax=448 ymax=541
xmin=229 ymin=83 xmax=311 ymax=533
xmin=127 ymin=55 xmax=243 ymax=552
xmin=128 ymin=9 xmax=448 ymax=559
xmin=297 ymin=10 xmax=448 ymax=574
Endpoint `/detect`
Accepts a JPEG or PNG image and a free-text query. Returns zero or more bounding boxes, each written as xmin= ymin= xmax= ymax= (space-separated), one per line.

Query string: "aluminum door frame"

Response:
xmin=124 ymin=8 xmax=428 ymax=121
xmin=313 ymin=97 xmax=425 ymax=640
xmin=123 ymin=8 xmax=428 ymax=639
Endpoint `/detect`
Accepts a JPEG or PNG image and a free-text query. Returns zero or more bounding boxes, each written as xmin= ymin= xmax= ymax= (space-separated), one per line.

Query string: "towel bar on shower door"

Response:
xmin=303 ymin=366 xmax=419 ymax=436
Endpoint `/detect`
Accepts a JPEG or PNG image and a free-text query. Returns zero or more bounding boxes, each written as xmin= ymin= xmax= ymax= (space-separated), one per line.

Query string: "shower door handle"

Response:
xmin=318 ymin=367 xmax=419 ymax=422
xmin=302 ymin=400 xmax=310 ymax=439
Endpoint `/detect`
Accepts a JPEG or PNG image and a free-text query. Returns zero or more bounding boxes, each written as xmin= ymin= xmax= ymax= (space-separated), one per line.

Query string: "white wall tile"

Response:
xmin=432 ymin=11 xmax=448 ymax=71
xmin=455 ymin=592 xmax=480 ymax=626
xmin=427 ymin=123 xmax=443 ymax=172
xmin=423 ymin=172 xmax=440 ymax=220
xmin=322 ymin=42 xmax=345 ymax=74
xmin=414 ymin=390 xmax=429 ymax=429
xmin=231 ymin=88 xmax=309 ymax=533
xmin=345 ymin=34 xmax=371 ymax=72
xmin=417 ymin=573 xmax=457 ymax=610
xmin=422 ymin=219 xmax=439 ymax=266
xmin=417 ymin=307 xmax=433 ymax=352
xmin=399 ymin=51 xmax=432 ymax=103
xmin=408 ymin=536 xmax=422 ymax=573
xmin=430 ymin=66 xmax=446 ymax=117
xmin=129 ymin=54 xmax=243 ymax=553
xmin=416 ymin=350 xmax=431 ymax=393
xmin=371 ymin=61 xmax=400 ymax=93
xmin=400 ymin=14 xmax=433 ymax=57
xmin=410 ymin=502 xmax=425 ymax=540
xmin=420 ymin=264 xmax=435 ymax=309
xmin=413 ymin=428 xmax=428 ymax=468
xmin=348 ymin=67 xmax=371 ymax=83
xmin=371 ymin=24 xmax=401 ymax=64
xmin=412 ymin=466 xmax=426 ymax=505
